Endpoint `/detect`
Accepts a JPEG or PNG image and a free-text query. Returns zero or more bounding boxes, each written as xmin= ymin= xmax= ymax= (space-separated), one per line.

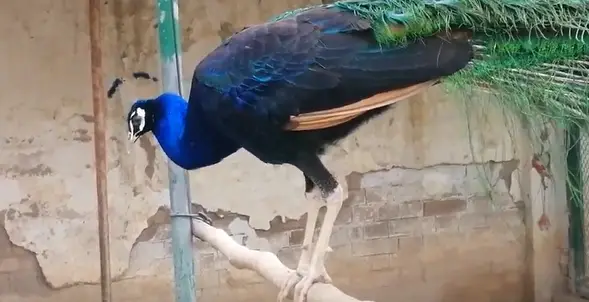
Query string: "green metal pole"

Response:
xmin=567 ymin=126 xmax=586 ymax=292
xmin=156 ymin=1 xmax=197 ymax=301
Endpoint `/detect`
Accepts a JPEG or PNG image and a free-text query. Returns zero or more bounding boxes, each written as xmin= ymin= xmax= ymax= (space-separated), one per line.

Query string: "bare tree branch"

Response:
xmin=191 ymin=220 xmax=372 ymax=302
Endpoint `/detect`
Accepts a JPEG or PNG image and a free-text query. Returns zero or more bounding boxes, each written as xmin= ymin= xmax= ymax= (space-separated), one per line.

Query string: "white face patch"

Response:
xmin=128 ymin=107 xmax=147 ymax=142
xmin=136 ymin=107 xmax=146 ymax=131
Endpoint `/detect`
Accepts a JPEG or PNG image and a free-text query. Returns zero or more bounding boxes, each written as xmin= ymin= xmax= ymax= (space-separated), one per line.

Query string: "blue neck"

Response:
xmin=150 ymin=93 xmax=239 ymax=170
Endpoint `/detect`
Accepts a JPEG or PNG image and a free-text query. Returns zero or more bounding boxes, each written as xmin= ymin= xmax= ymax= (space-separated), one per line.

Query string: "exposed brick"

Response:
xmin=421 ymin=217 xmax=436 ymax=235
xmin=266 ymin=215 xmax=305 ymax=233
xmin=328 ymin=242 xmax=352 ymax=259
xmin=277 ymin=247 xmax=301 ymax=268
xmin=350 ymin=226 xmax=363 ymax=241
xmin=468 ymin=197 xmax=493 ymax=213
xmin=434 ymin=215 xmax=459 ymax=232
xmin=335 ymin=203 xmax=353 ymax=225
xmin=346 ymin=190 xmax=366 ymax=205
xmin=489 ymin=194 xmax=515 ymax=210
xmin=360 ymin=170 xmax=395 ymax=188
xmin=346 ymin=172 xmax=363 ymax=191
xmin=458 ymin=213 xmax=488 ymax=232
xmin=353 ymin=204 xmax=378 ymax=223
xmin=352 ymin=237 xmax=397 ymax=256
xmin=377 ymin=203 xmax=400 ymax=221
xmin=289 ymin=229 xmax=304 ymax=246
xmin=389 ymin=217 xmax=422 ymax=237
xmin=424 ymin=199 xmax=466 ymax=216
xmin=361 ymin=168 xmax=411 ymax=188
xmin=486 ymin=210 xmax=524 ymax=234
xmin=364 ymin=221 xmax=390 ymax=239
xmin=330 ymin=244 xmax=352 ymax=258
xmin=329 ymin=226 xmax=350 ymax=247
xmin=267 ymin=232 xmax=290 ymax=249
xmin=364 ymin=186 xmax=393 ymax=203
xmin=398 ymin=200 xmax=423 ymax=218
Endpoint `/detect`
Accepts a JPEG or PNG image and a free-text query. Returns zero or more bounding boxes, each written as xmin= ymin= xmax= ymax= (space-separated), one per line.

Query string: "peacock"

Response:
xmin=121 ymin=1 xmax=589 ymax=301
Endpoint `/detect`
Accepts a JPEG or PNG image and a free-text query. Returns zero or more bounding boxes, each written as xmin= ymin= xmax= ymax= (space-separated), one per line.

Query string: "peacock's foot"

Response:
xmin=293 ymin=265 xmax=332 ymax=302
xmin=277 ymin=264 xmax=332 ymax=302
xmin=277 ymin=270 xmax=302 ymax=302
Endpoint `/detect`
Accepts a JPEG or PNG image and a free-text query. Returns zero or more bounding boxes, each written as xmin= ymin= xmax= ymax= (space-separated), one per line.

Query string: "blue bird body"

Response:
xmin=126 ymin=6 xmax=472 ymax=300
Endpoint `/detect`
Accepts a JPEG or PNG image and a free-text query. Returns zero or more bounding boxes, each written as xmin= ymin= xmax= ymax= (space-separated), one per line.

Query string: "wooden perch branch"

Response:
xmin=191 ymin=220 xmax=372 ymax=302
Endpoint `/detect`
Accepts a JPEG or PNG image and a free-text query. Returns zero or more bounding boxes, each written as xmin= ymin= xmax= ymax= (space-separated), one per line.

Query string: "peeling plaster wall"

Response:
xmin=0 ymin=0 xmax=568 ymax=301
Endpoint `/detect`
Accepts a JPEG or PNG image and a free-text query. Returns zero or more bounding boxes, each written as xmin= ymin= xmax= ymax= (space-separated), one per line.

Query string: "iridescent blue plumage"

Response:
xmin=128 ymin=4 xmax=472 ymax=182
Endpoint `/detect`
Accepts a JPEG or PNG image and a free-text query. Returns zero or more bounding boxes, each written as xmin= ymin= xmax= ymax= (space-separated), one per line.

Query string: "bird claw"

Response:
xmin=277 ymin=270 xmax=302 ymax=302
xmin=293 ymin=268 xmax=332 ymax=302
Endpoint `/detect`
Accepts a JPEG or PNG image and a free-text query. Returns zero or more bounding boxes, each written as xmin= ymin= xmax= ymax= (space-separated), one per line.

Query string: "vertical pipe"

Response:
xmin=88 ymin=0 xmax=112 ymax=301
xmin=156 ymin=1 xmax=198 ymax=301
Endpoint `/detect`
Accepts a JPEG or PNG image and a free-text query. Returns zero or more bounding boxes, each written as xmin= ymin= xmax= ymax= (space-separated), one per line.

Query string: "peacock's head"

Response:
xmin=126 ymin=100 xmax=155 ymax=143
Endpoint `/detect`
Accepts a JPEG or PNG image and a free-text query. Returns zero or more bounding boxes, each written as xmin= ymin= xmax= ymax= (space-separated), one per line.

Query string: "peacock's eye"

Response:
xmin=128 ymin=107 xmax=147 ymax=140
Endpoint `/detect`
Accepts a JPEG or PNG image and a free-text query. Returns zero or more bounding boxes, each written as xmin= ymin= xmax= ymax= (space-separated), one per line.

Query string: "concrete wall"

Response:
xmin=0 ymin=1 xmax=570 ymax=301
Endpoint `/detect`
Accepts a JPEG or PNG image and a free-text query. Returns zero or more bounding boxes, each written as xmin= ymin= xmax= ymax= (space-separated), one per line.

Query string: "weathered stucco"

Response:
xmin=0 ymin=0 xmax=563 ymax=296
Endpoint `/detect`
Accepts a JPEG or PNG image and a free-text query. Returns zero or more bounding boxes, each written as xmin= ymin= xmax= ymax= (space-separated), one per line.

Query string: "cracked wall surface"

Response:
xmin=0 ymin=0 xmax=567 ymax=301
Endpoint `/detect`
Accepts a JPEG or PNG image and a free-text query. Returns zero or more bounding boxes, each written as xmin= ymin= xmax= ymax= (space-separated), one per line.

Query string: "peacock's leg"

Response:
xmin=277 ymin=176 xmax=330 ymax=302
xmin=293 ymin=183 xmax=344 ymax=302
